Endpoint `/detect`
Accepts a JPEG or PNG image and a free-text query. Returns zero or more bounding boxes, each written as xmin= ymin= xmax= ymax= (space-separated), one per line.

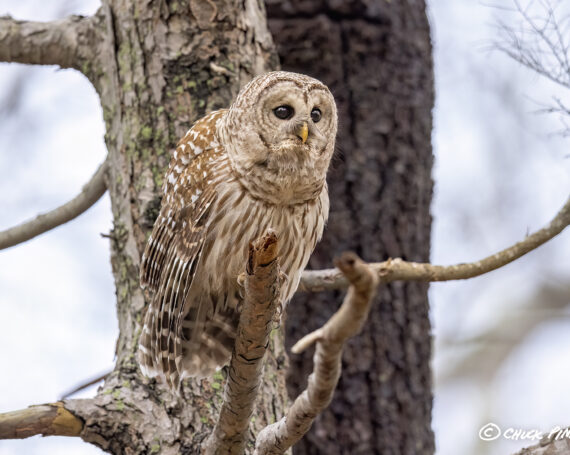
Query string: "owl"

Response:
xmin=138 ymin=71 xmax=338 ymax=389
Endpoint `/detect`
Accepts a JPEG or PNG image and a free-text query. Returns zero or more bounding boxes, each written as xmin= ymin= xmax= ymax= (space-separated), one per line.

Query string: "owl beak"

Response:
xmin=296 ymin=122 xmax=309 ymax=143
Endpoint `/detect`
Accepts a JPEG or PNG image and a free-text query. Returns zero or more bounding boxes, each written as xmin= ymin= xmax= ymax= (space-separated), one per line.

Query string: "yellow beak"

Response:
xmin=297 ymin=122 xmax=309 ymax=143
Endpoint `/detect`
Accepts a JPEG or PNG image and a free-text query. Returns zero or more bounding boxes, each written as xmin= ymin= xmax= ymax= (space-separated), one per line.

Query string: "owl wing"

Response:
xmin=138 ymin=109 xmax=228 ymax=385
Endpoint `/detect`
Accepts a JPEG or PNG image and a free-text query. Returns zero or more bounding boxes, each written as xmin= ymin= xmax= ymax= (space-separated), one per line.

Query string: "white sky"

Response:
xmin=0 ymin=1 xmax=569 ymax=455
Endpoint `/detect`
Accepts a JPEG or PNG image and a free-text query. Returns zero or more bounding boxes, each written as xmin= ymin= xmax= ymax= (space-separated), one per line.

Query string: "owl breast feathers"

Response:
xmin=137 ymin=71 xmax=338 ymax=389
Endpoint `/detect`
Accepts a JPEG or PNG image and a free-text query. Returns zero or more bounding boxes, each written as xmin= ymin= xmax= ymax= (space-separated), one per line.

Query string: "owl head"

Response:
xmin=221 ymin=71 xmax=338 ymax=204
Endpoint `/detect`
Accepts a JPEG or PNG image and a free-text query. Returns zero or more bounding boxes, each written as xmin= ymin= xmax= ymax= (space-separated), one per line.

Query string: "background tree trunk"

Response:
xmin=266 ymin=2 xmax=435 ymax=453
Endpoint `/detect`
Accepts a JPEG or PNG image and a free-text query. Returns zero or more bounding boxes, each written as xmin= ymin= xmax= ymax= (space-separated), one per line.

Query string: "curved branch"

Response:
xmin=204 ymin=230 xmax=281 ymax=454
xmin=300 ymin=194 xmax=570 ymax=291
xmin=0 ymin=14 xmax=99 ymax=72
xmin=0 ymin=160 xmax=108 ymax=250
xmin=254 ymin=253 xmax=378 ymax=454
xmin=0 ymin=402 xmax=83 ymax=439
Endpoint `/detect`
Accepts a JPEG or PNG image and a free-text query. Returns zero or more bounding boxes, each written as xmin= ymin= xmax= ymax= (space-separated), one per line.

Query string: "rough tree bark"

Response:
xmin=266 ymin=1 xmax=435 ymax=453
xmin=78 ymin=1 xmax=285 ymax=451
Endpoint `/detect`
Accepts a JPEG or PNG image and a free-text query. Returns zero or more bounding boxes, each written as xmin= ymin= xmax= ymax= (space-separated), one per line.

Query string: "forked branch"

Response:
xmin=0 ymin=160 xmax=108 ymax=250
xmin=204 ymin=230 xmax=281 ymax=454
xmin=300 ymin=194 xmax=570 ymax=291
xmin=254 ymin=252 xmax=378 ymax=454
xmin=494 ymin=0 xmax=570 ymax=90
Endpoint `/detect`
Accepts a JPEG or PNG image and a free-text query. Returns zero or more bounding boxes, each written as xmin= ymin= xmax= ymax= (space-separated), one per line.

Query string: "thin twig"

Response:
xmin=203 ymin=230 xmax=281 ymax=455
xmin=299 ymin=194 xmax=570 ymax=292
xmin=494 ymin=0 xmax=570 ymax=90
xmin=254 ymin=253 xmax=378 ymax=455
xmin=60 ymin=371 xmax=110 ymax=400
xmin=0 ymin=402 xmax=83 ymax=439
xmin=0 ymin=160 xmax=108 ymax=250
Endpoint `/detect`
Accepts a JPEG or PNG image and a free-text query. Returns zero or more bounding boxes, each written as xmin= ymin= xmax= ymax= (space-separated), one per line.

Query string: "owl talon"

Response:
xmin=237 ymin=272 xmax=246 ymax=300
xmin=278 ymin=271 xmax=289 ymax=287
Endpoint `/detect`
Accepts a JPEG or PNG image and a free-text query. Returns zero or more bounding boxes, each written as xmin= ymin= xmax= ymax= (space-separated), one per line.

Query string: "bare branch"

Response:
xmin=203 ymin=230 xmax=281 ymax=455
xmin=0 ymin=402 xmax=83 ymax=439
xmin=0 ymin=160 xmax=108 ymax=250
xmin=494 ymin=0 xmax=570 ymax=89
xmin=300 ymin=194 xmax=570 ymax=291
xmin=254 ymin=252 xmax=378 ymax=454
xmin=0 ymin=14 xmax=99 ymax=71
xmin=513 ymin=428 xmax=570 ymax=454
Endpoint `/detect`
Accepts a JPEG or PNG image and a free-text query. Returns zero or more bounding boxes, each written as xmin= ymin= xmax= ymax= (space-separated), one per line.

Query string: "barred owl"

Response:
xmin=138 ymin=71 xmax=338 ymax=389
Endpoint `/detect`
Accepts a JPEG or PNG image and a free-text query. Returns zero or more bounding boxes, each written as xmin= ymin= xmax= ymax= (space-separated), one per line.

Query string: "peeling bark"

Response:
xmin=0 ymin=402 xmax=83 ymax=439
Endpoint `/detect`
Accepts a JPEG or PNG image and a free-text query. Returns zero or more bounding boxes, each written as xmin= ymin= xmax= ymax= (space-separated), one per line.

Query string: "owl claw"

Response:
xmin=236 ymin=272 xmax=246 ymax=300
xmin=278 ymin=271 xmax=288 ymax=287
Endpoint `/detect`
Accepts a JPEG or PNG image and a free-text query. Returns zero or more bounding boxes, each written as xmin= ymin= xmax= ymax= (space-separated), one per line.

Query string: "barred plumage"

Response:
xmin=138 ymin=71 xmax=338 ymax=389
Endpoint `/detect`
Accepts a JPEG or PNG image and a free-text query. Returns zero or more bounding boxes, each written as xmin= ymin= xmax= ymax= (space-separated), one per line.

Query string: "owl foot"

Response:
xmin=278 ymin=271 xmax=288 ymax=287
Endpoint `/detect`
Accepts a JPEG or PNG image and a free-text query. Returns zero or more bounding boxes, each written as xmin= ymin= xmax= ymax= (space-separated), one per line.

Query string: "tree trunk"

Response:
xmin=66 ymin=0 xmax=285 ymax=452
xmin=266 ymin=2 xmax=435 ymax=453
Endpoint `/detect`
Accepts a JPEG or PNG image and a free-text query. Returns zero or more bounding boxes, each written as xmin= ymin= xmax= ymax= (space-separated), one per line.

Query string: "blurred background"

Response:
xmin=0 ymin=1 xmax=569 ymax=454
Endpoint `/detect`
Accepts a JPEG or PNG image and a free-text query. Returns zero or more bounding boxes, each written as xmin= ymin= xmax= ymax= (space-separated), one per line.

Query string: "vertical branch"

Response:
xmin=203 ymin=230 xmax=281 ymax=455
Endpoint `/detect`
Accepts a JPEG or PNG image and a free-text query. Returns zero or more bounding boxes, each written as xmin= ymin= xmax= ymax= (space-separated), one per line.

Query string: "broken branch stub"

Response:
xmin=203 ymin=230 xmax=281 ymax=455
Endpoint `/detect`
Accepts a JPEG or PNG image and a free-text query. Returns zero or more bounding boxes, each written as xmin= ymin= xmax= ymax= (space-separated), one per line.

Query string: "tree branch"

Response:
xmin=513 ymin=428 xmax=570 ymax=454
xmin=204 ymin=230 xmax=281 ymax=455
xmin=0 ymin=401 xmax=83 ymax=439
xmin=60 ymin=371 xmax=110 ymax=400
xmin=0 ymin=14 xmax=98 ymax=70
xmin=0 ymin=160 xmax=108 ymax=250
xmin=254 ymin=252 xmax=378 ymax=454
xmin=300 ymin=194 xmax=570 ymax=291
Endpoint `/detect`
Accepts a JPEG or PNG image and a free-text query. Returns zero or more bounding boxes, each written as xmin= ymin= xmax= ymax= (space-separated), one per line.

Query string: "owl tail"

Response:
xmin=175 ymin=296 xmax=241 ymax=380
xmin=138 ymin=289 xmax=241 ymax=390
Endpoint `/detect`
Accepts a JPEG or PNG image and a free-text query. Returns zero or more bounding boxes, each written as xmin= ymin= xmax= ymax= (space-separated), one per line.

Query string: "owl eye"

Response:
xmin=310 ymin=108 xmax=322 ymax=123
xmin=274 ymin=105 xmax=294 ymax=120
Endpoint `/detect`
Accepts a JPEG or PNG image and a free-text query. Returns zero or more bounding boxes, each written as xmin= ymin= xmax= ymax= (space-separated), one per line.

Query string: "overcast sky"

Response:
xmin=0 ymin=1 xmax=569 ymax=455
